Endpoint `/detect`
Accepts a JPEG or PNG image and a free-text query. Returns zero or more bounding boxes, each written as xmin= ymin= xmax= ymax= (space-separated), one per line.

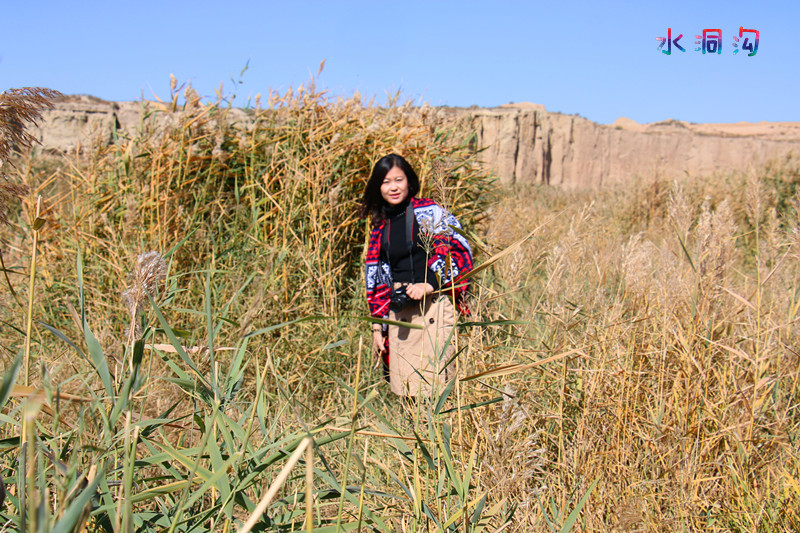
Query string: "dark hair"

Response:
xmin=360 ymin=154 xmax=420 ymax=227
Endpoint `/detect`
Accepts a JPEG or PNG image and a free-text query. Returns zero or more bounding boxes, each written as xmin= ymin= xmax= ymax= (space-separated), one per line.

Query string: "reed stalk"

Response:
xmin=239 ymin=437 xmax=314 ymax=533
xmin=23 ymin=196 xmax=41 ymax=387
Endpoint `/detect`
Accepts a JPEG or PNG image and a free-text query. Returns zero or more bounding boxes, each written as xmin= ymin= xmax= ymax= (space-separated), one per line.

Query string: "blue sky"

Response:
xmin=2 ymin=1 xmax=797 ymax=125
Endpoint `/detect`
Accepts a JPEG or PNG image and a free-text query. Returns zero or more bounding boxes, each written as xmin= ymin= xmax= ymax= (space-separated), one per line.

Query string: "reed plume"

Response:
xmin=0 ymin=87 xmax=61 ymax=160
xmin=123 ymin=251 xmax=167 ymax=341
xmin=668 ymin=179 xmax=694 ymax=243
xmin=694 ymin=198 xmax=736 ymax=302
xmin=0 ymin=87 xmax=60 ymax=227
xmin=0 ymin=176 xmax=28 ymax=227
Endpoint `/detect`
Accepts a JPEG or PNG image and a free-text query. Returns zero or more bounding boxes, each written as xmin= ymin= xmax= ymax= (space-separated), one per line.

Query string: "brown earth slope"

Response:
xmin=460 ymin=103 xmax=800 ymax=187
xmin=32 ymin=96 xmax=800 ymax=188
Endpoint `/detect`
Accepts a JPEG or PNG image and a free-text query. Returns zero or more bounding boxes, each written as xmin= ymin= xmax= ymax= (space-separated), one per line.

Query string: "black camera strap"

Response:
xmin=405 ymin=203 xmax=415 ymax=280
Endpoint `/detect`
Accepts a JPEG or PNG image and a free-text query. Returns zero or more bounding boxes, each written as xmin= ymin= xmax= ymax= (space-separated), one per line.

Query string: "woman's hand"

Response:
xmin=372 ymin=329 xmax=386 ymax=359
xmin=406 ymin=283 xmax=434 ymax=300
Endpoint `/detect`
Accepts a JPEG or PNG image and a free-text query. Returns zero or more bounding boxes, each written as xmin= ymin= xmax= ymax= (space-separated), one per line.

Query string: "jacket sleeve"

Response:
xmin=365 ymin=225 xmax=391 ymax=318
xmin=418 ymin=202 xmax=473 ymax=303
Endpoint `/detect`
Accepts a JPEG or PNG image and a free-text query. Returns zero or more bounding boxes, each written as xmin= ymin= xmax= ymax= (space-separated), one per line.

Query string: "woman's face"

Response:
xmin=380 ymin=166 xmax=409 ymax=206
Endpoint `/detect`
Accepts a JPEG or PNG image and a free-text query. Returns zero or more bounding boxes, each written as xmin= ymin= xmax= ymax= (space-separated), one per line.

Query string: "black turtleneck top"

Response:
xmin=380 ymin=199 xmax=440 ymax=290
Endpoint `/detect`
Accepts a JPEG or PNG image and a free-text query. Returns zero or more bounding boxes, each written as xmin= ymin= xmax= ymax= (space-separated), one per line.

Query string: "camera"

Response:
xmin=389 ymin=284 xmax=413 ymax=311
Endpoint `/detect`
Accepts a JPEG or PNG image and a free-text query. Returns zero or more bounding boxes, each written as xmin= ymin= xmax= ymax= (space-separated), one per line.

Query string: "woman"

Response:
xmin=361 ymin=154 xmax=473 ymax=397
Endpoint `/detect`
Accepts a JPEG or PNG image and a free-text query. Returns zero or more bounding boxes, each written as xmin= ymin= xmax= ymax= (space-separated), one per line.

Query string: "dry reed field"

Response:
xmin=1 ymin=81 xmax=799 ymax=532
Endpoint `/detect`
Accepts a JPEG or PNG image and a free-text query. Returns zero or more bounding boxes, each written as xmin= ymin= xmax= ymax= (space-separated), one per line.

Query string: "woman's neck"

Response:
xmin=384 ymin=196 xmax=411 ymax=219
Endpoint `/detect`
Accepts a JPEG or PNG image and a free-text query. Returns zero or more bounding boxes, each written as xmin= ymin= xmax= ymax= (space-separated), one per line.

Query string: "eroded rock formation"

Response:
xmin=463 ymin=103 xmax=800 ymax=187
xmin=32 ymin=96 xmax=800 ymax=188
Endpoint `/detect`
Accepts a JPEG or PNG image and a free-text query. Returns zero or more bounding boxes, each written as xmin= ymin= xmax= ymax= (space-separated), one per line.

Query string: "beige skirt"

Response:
xmin=388 ymin=295 xmax=455 ymax=397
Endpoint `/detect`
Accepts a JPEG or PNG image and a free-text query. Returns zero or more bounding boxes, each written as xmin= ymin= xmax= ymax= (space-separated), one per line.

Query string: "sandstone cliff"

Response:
xmin=36 ymin=95 xmax=142 ymax=152
xmin=461 ymin=103 xmax=800 ymax=187
xmin=32 ymin=96 xmax=800 ymax=188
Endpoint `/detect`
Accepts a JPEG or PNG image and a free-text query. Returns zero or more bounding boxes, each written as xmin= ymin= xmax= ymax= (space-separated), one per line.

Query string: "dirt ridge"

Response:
xmin=32 ymin=96 xmax=800 ymax=188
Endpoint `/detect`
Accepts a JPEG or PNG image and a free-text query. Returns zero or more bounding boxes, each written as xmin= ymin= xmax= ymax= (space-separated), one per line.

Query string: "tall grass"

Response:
xmin=476 ymin=162 xmax=800 ymax=530
xmin=1 ymin=80 xmax=504 ymax=531
xmin=1 ymin=78 xmax=799 ymax=531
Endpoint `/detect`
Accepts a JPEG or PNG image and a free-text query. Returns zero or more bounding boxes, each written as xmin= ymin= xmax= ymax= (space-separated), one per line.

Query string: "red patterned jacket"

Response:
xmin=365 ymin=197 xmax=473 ymax=319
